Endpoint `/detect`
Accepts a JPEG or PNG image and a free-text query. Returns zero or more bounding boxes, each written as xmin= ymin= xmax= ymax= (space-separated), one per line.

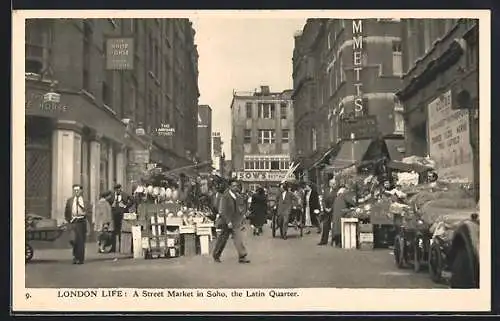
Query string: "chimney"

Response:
xmin=260 ymin=86 xmax=270 ymax=95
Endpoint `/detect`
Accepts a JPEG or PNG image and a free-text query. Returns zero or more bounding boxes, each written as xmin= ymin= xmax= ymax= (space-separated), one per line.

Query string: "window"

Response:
xmin=327 ymin=32 xmax=331 ymax=50
xmin=82 ymin=21 xmax=93 ymax=92
xmin=280 ymin=161 xmax=290 ymax=170
xmin=465 ymin=25 xmax=478 ymax=70
xmin=25 ymin=20 xmax=52 ymax=74
xmin=392 ymin=40 xmax=403 ymax=76
xmin=258 ymin=103 xmax=275 ymax=119
xmin=340 ymin=56 xmax=345 ymax=82
xmin=244 ymin=129 xmax=251 ymax=144
xmin=129 ymin=85 xmax=136 ymax=119
xmin=245 ymin=102 xmax=253 ymax=118
xmin=102 ymin=81 xmax=111 ymax=106
xmin=280 ymin=102 xmax=287 ymax=119
xmin=394 ymin=112 xmax=405 ymax=135
xmin=258 ymin=130 xmax=275 ymax=144
xmin=270 ymin=160 xmax=280 ymax=170
xmin=282 ymin=129 xmax=289 ymax=144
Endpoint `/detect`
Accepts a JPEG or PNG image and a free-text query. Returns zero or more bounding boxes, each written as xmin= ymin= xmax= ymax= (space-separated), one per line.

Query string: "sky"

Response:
xmin=191 ymin=17 xmax=307 ymax=160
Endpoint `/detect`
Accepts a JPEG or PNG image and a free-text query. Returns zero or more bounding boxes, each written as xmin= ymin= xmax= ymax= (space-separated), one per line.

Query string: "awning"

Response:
xmin=384 ymin=138 xmax=405 ymax=161
xmin=309 ymin=144 xmax=343 ymax=170
xmin=387 ymin=160 xmax=432 ymax=173
xmin=326 ymin=139 xmax=373 ymax=170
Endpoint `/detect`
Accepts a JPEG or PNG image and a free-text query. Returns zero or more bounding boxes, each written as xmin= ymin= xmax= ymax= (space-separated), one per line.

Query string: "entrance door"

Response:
xmin=25 ymin=117 xmax=52 ymax=217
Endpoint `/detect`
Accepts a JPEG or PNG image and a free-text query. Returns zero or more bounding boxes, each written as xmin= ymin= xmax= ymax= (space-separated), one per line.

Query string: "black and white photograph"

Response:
xmin=12 ymin=10 xmax=490 ymax=312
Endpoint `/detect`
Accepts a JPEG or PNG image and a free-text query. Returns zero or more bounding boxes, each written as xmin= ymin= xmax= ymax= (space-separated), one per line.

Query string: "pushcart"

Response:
xmin=25 ymin=225 xmax=67 ymax=262
xmin=393 ymin=215 xmax=432 ymax=272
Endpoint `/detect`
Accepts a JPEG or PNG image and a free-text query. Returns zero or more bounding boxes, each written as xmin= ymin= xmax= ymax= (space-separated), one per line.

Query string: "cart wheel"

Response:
xmin=394 ymin=235 xmax=407 ymax=269
xmin=271 ymin=216 xmax=276 ymax=238
xmin=450 ymin=245 xmax=479 ymax=289
xmin=25 ymin=244 xmax=34 ymax=262
xmin=429 ymin=241 xmax=443 ymax=283
xmin=414 ymin=236 xmax=423 ymax=273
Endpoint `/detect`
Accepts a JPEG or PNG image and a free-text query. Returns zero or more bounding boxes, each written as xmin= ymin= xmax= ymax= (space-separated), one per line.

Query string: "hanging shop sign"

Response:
xmin=129 ymin=149 xmax=150 ymax=164
xmin=232 ymin=171 xmax=288 ymax=182
xmin=427 ymin=90 xmax=473 ymax=182
xmin=352 ymin=19 xmax=364 ymax=116
xmin=155 ymin=124 xmax=176 ymax=137
xmin=106 ymin=37 xmax=134 ymax=70
xmin=25 ymin=91 xmax=69 ymax=113
xmin=340 ymin=115 xmax=378 ymax=140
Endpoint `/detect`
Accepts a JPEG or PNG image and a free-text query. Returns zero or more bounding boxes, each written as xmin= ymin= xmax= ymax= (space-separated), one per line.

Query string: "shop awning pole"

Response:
xmin=161 ymin=161 xmax=212 ymax=175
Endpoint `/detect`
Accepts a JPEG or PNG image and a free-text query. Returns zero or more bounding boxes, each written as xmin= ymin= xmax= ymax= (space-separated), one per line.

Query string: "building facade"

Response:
xmin=396 ymin=19 xmax=479 ymax=192
xmin=25 ymin=18 xmax=199 ymax=222
xmin=231 ymin=86 xmax=294 ymax=191
xmin=197 ymin=104 xmax=212 ymax=172
xmin=292 ymin=19 xmax=406 ymax=183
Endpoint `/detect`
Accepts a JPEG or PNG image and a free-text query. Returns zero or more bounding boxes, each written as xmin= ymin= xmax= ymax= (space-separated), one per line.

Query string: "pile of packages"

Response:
xmin=25 ymin=213 xmax=58 ymax=230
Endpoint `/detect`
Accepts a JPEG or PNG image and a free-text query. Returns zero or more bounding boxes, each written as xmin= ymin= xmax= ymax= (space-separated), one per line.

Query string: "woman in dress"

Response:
xmin=303 ymin=183 xmax=322 ymax=234
xmin=249 ymin=187 xmax=268 ymax=236
xmin=94 ymin=190 xmax=114 ymax=253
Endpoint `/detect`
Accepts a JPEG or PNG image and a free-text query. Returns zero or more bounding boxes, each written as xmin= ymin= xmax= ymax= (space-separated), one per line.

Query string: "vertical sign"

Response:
xmin=212 ymin=132 xmax=222 ymax=158
xmin=352 ymin=20 xmax=364 ymax=116
xmin=427 ymin=90 xmax=473 ymax=182
xmin=106 ymin=37 xmax=134 ymax=70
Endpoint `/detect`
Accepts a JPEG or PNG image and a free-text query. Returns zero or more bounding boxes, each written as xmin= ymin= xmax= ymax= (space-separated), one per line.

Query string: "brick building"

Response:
xmin=396 ymin=19 xmax=479 ymax=192
xmin=25 ymin=18 xmax=199 ymax=221
xmin=230 ymin=86 xmax=294 ymax=191
xmin=197 ymin=104 xmax=213 ymax=173
xmin=292 ymin=19 xmax=406 ymax=184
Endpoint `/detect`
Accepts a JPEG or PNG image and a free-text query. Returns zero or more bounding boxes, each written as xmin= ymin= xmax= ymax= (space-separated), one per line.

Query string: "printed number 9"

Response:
xmin=25 ymin=293 xmax=31 ymax=299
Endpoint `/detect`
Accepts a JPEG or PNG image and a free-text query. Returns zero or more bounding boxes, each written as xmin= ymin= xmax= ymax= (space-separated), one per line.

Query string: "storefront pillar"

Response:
xmin=115 ymin=145 xmax=127 ymax=190
xmin=107 ymin=144 xmax=115 ymax=190
xmin=89 ymin=137 xmax=101 ymax=223
xmin=50 ymin=123 xmax=82 ymax=224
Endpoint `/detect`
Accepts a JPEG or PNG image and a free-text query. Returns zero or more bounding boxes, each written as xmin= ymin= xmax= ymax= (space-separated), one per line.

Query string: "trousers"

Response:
xmin=212 ymin=223 xmax=247 ymax=259
xmin=71 ymin=219 xmax=87 ymax=262
xmin=319 ymin=211 xmax=332 ymax=244
xmin=279 ymin=211 xmax=291 ymax=238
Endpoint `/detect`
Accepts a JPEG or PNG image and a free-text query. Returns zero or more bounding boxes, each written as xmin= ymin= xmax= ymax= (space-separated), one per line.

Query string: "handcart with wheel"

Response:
xmin=25 ymin=224 xmax=67 ymax=262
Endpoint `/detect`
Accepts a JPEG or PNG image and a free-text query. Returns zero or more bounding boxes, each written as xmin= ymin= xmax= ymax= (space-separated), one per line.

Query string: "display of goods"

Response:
xmin=407 ymin=186 xmax=472 ymax=210
xmin=389 ymin=202 xmax=410 ymax=215
xmin=396 ymin=172 xmax=419 ymax=187
xmin=418 ymin=198 xmax=477 ymax=224
xmin=165 ymin=188 xmax=173 ymax=200
xmin=402 ymin=155 xmax=436 ymax=168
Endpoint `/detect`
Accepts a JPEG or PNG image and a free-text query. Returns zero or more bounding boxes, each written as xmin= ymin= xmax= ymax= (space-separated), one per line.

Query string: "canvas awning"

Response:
xmin=384 ymin=138 xmax=405 ymax=161
xmin=325 ymin=139 xmax=373 ymax=170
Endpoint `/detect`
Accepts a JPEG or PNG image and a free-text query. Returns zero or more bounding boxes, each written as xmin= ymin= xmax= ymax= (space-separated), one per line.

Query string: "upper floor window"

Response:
xmin=280 ymin=102 xmax=287 ymax=119
xmin=82 ymin=20 xmax=93 ymax=92
xmin=258 ymin=103 xmax=275 ymax=119
xmin=311 ymin=128 xmax=317 ymax=151
xmin=282 ymin=129 xmax=290 ymax=144
xmin=258 ymin=130 xmax=275 ymax=144
xmin=392 ymin=40 xmax=403 ymax=76
xmin=25 ymin=19 xmax=53 ymax=74
xmin=244 ymin=129 xmax=252 ymax=144
xmin=245 ymin=102 xmax=253 ymax=118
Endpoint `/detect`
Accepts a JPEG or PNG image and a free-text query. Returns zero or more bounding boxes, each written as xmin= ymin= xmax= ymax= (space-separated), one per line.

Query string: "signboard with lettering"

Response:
xmin=26 ymin=91 xmax=69 ymax=113
xmin=155 ymin=124 xmax=176 ymax=137
xmin=427 ymin=90 xmax=473 ymax=182
xmin=352 ymin=19 xmax=364 ymax=116
xmin=340 ymin=115 xmax=378 ymax=140
xmin=232 ymin=171 xmax=288 ymax=182
xmin=129 ymin=150 xmax=150 ymax=164
xmin=106 ymin=37 xmax=134 ymax=70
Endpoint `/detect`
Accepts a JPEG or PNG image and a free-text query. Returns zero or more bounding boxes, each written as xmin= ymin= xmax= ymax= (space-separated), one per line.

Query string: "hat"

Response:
xmin=114 ymin=183 xmax=122 ymax=190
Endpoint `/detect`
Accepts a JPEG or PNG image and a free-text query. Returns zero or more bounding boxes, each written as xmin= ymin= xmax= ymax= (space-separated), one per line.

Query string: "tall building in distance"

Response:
xmin=396 ymin=19 xmax=478 ymax=190
xmin=197 ymin=104 xmax=212 ymax=173
xmin=25 ymin=18 xmax=199 ymax=221
xmin=231 ymin=86 xmax=294 ymax=191
xmin=292 ymin=19 xmax=406 ymax=182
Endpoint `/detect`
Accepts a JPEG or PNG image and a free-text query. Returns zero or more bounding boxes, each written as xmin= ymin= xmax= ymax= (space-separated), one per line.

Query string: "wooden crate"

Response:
xmin=181 ymin=233 xmax=197 ymax=257
xmin=341 ymin=218 xmax=358 ymax=249
xmin=119 ymin=232 xmax=133 ymax=255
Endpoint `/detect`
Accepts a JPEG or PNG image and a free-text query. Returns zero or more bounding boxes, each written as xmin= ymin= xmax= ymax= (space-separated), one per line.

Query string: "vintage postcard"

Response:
xmin=12 ymin=9 xmax=491 ymax=313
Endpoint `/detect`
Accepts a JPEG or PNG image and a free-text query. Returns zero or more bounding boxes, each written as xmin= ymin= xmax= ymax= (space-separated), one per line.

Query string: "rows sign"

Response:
xmin=232 ymin=171 xmax=288 ymax=182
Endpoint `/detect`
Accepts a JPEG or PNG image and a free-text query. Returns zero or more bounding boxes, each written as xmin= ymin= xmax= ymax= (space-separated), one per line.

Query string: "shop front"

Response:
xmin=231 ymin=171 xmax=289 ymax=192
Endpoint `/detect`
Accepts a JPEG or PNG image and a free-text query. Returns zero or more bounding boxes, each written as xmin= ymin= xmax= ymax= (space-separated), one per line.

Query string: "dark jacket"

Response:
xmin=303 ymin=189 xmax=321 ymax=213
xmin=217 ymin=190 xmax=244 ymax=227
xmin=277 ymin=190 xmax=294 ymax=218
xmin=64 ymin=196 xmax=91 ymax=223
xmin=249 ymin=192 xmax=267 ymax=227
xmin=332 ymin=190 xmax=357 ymax=236
xmin=322 ymin=187 xmax=339 ymax=213
xmin=110 ymin=192 xmax=131 ymax=212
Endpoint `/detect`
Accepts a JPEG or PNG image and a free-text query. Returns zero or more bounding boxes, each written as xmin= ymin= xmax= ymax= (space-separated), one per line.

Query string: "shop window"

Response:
xmin=270 ymin=160 xmax=280 ymax=170
xmin=244 ymin=129 xmax=251 ymax=144
xmin=246 ymin=102 xmax=253 ymax=118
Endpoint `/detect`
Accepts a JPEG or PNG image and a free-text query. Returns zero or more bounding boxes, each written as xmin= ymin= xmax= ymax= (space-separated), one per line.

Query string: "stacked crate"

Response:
xmin=358 ymin=223 xmax=374 ymax=250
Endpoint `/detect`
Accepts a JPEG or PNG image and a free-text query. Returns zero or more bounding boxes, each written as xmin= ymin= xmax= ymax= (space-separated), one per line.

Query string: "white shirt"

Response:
xmin=282 ymin=191 xmax=286 ymax=201
xmin=229 ymin=190 xmax=237 ymax=200
xmin=72 ymin=196 xmax=85 ymax=218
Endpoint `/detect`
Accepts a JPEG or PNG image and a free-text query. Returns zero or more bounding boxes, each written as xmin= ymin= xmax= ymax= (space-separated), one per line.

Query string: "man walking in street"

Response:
xmin=318 ymin=178 xmax=339 ymax=246
xmin=277 ymin=182 xmax=294 ymax=240
xmin=110 ymin=184 xmax=129 ymax=253
xmin=64 ymin=184 xmax=91 ymax=264
xmin=212 ymin=179 xmax=251 ymax=264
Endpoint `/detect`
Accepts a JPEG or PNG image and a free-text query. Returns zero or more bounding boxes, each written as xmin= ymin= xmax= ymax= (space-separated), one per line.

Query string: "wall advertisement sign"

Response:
xmin=106 ymin=37 xmax=134 ymax=70
xmin=232 ymin=171 xmax=288 ymax=182
xmin=427 ymin=90 xmax=473 ymax=182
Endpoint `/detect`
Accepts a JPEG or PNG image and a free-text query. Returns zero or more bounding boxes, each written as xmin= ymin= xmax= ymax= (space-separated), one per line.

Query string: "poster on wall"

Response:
xmin=427 ymin=90 xmax=473 ymax=182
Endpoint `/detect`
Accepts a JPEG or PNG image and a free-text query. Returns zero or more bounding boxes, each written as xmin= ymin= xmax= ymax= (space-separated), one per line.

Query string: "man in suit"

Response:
xmin=212 ymin=179 xmax=250 ymax=264
xmin=318 ymin=178 xmax=339 ymax=246
xmin=110 ymin=183 xmax=130 ymax=253
xmin=64 ymin=184 xmax=91 ymax=264
xmin=277 ymin=182 xmax=294 ymax=240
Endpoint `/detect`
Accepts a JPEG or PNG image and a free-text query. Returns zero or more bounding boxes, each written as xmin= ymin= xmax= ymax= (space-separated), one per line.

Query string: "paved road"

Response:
xmin=25 ymin=226 xmax=445 ymax=289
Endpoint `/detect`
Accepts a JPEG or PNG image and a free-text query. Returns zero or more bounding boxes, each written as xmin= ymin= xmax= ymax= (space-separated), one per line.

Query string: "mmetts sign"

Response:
xmin=233 ymin=171 xmax=288 ymax=182
xmin=340 ymin=115 xmax=378 ymax=140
